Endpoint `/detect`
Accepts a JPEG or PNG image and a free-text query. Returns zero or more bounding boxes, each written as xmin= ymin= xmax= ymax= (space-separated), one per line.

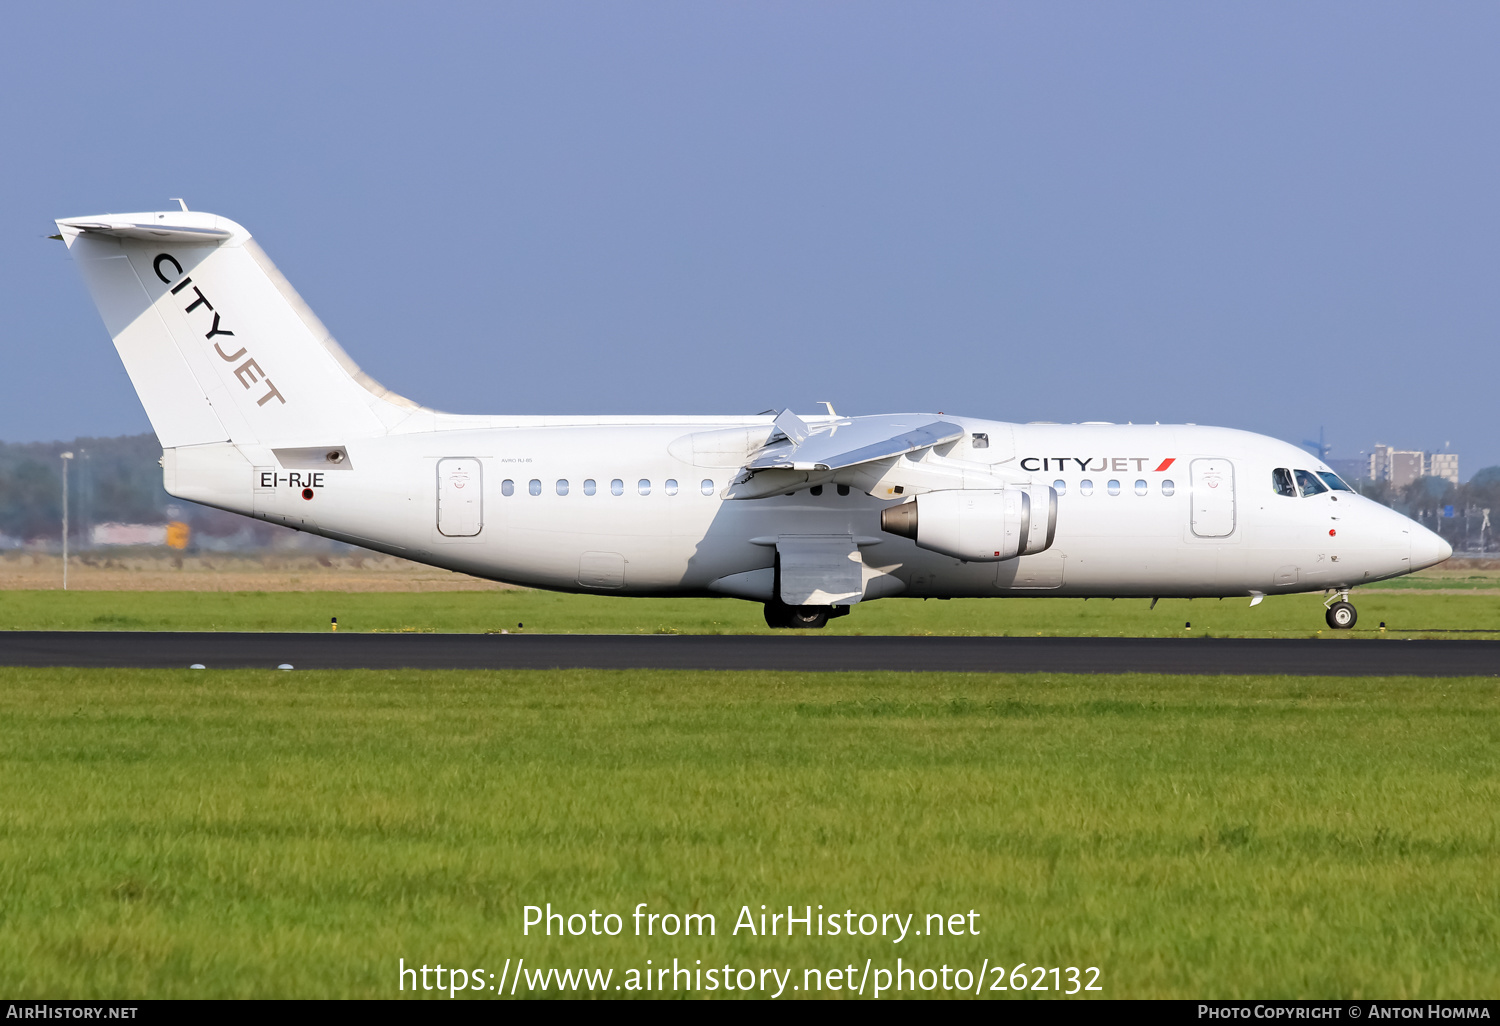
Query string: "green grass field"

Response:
xmin=3 ymin=586 xmax=1500 ymax=637
xmin=2 ymin=667 xmax=1498 ymax=998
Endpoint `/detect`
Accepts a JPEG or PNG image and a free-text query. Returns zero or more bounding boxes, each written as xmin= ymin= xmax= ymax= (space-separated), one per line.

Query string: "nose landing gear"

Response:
xmin=1324 ymin=590 xmax=1357 ymax=630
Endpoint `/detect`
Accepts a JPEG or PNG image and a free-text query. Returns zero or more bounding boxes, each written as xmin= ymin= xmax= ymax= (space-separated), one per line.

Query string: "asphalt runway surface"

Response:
xmin=0 ymin=632 xmax=1496 ymax=676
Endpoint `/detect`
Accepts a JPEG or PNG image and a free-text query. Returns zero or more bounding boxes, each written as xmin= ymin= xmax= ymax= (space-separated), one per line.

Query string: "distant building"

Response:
xmin=92 ymin=522 xmax=167 ymax=546
xmin=1390 ymin=450 xmax=1425 ymax=488
xmin=1368 ymin=444 xmax=1458 ymax=487
xmin=1428 ymin=452 xmax=1460 ymax=485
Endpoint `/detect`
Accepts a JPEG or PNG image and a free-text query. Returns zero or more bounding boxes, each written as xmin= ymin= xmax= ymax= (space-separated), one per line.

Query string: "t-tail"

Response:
xmin=56 ymin=209 xmax=424 ymax=450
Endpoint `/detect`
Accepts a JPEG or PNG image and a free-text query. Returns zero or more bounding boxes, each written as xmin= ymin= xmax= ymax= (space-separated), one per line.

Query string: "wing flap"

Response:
xmin=777 ymin=535 xmax=863 ymax=606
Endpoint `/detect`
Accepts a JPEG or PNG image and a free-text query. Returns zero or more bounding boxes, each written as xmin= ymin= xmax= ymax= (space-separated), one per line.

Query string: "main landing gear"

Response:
xmin=1324 ymin=591 xmax=1357 ymax=630
xmin=763 ymin=601 xmax=850 ymax=629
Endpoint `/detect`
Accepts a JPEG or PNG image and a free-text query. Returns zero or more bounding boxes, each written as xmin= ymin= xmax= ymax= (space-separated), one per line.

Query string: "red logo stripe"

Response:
xmin=1154 ymin=458 xmax=1176 ymax=472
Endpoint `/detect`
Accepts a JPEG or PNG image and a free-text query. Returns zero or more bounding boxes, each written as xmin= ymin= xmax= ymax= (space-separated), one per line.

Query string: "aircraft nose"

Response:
xmin=1411 ymin=525 xmax=1453 ymax=571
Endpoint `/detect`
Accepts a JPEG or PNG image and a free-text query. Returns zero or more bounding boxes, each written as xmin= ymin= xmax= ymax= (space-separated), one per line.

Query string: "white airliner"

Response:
xmin=54 ymin=208 xmax=1451 ymax=629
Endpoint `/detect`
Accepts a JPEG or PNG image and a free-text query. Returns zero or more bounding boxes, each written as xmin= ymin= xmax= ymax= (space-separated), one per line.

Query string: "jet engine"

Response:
xmin=879 ymin=486 xmax=1057 ymax=562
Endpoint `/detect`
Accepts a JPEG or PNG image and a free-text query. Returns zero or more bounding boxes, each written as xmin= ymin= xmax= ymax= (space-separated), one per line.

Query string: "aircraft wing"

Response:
xmin=746 ymin=413 xmax=964 ymax=472
xmin=728 ymin=412 xmax=964 ymax=498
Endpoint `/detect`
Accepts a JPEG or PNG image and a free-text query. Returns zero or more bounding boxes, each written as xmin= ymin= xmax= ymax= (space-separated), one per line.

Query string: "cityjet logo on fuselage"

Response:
xmin=152 ymin=253 xmax=285 ymax=408
xmin=1020 ymin=457 xmax=1177 ymax=473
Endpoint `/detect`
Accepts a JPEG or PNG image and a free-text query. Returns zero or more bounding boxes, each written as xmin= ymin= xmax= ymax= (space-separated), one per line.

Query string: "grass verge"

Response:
xmin=1 ymin=667 xmax=1497 ymax=998
xmin=3 ymin=589 xmax=1500 ymax=637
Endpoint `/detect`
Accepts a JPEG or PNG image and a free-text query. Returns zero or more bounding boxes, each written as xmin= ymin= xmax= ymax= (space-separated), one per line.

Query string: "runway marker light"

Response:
xmin=1379 ymin=622 xmax=1387 ymax=631
xmin=278 ymin=664 xmax=293 ymax=671
xmin=189 ymin=663 xmax=205 ymax=669
xmin=331 ymin=617 xmax=338 ymax=632
xmin=1184 ymin=622 xmax=1191 ymax=631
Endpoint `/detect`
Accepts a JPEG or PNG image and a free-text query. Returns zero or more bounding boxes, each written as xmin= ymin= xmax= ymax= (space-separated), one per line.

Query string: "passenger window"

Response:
xmin=528 ymin=479 xmax=541 ymax=496
xmin=501 ymin=479 xmax=514 ymax=497
xmin=583 ymin=479 xmax=596 ymax=495
xmin=700 ymin=479 xmax=714 ymax=496
xmin=1107 ymin=479 xmax=1121 ymax=496
xmin=1272 ymin=468 xmax=1297 ymax=497
xmin=556 ymin=479 xmax=569 ymax=496
xmin=638 ymin=479 xmax=651 ymax=496
xmin=971 ymin=433 xmax=989 ymax=449
xmin=1080 ymin=479 xmax=1094 ymax=495
xmin=665 ymin=479 xmax=678 ymax=495
xmin=610 ymin=479 xmax=624 ymax=496
xmin=1318 ymin=471 xmax=1353 ymax=492
xmin=1053 ymin=479 xmax=1066 ymax=495
xmin=1294 ymin=469 xmax=1328 ymax=496
xmin=810 ymin=485 xmax=823 ymax=496
xmin=1162 ymin=479 xmax=1175 ymax=496
xmin=1134 ymin=479 xmax=1147 ymax=495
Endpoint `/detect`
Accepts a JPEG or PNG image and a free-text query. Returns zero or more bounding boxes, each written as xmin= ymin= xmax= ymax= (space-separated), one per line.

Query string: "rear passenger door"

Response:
xmin=437 ymin=458 xmax=483 ymax=537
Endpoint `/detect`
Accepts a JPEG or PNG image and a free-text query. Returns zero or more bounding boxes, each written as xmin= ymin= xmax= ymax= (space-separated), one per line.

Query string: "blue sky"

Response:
xmin=4 ymin=3 xmax=1498 ymax=473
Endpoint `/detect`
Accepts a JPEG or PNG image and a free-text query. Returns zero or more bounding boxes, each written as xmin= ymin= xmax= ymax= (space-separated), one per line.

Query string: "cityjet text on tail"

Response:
xmin=53 ymin=208 xmax=1450 ymax=629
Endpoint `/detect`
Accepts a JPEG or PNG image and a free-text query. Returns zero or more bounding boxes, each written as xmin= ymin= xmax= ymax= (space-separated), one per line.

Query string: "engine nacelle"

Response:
xmin=880 ymin=486 xmax=1057 ymax=562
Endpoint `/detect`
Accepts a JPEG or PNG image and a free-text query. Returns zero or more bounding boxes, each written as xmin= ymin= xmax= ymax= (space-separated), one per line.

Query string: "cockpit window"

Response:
xmin=1294 ymin=469 xmax=1328 ymax=496
xmin=1272 ymin=468 xmax=1297 ymax=497
xmin=1318 ymin=471 xmax=1353 ymax=492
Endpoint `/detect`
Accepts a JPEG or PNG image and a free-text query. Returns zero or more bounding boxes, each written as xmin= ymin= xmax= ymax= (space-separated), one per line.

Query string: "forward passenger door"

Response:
xmin=1190 ymin=458 xmax=1235 ymax=538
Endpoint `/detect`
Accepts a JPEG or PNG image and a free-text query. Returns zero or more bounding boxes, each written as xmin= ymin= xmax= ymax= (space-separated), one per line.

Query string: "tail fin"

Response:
xmin=57 ymin=210 xmax=424 ymax=448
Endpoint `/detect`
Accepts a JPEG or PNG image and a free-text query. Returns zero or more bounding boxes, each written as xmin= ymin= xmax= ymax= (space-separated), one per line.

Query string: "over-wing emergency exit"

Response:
xmin=53 ymin=209 xmax=1451 ymax=629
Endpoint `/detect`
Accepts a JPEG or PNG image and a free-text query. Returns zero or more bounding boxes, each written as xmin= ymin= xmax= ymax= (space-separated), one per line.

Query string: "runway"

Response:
xmin=0 ymin=631 xmax=1496 ymax=676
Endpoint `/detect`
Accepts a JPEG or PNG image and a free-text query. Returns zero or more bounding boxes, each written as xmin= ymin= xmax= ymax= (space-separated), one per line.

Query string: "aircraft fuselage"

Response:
xmin=165 ymin=417 xmax=1444 ymax=603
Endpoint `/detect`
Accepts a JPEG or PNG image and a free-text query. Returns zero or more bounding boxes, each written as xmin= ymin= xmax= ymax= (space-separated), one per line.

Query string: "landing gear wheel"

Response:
xmin=1326 ymin=601 xmax=1357 ymax=630
xmin=763 ymin=601 xmax=831 ymax=629
xmin=786 ymin=607 xmax=830 ymax=629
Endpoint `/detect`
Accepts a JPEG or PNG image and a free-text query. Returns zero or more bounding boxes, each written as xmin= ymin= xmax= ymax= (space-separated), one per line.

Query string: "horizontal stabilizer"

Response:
xmin=58 ymin=220 xmax=233 ymax=243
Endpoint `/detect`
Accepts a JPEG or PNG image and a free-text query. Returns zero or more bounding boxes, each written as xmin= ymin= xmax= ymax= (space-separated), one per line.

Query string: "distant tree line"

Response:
xmin=1353 ymin=469 xmax=1500 ymax=553
xmin=0 ymin=433 xmax=268 ymax=546
xmin=0 ymin=434 xmax=169 ymax=543
xmin=5 ymin=432 xmax=1499 ymax=553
